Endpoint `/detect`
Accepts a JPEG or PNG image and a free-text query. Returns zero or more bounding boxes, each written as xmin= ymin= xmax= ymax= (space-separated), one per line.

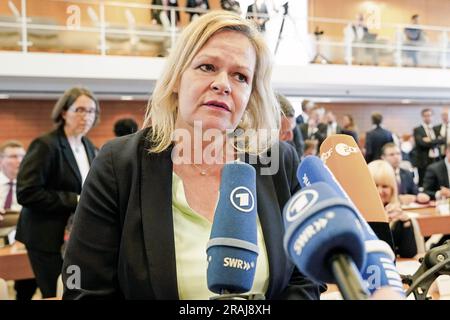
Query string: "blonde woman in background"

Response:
xmin=368 ymin=160 xmax=419 ymax=258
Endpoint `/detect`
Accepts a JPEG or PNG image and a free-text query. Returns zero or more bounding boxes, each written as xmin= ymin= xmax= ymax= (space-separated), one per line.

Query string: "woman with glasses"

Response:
xmin=15 ymin=86 xmax=99 ymax=298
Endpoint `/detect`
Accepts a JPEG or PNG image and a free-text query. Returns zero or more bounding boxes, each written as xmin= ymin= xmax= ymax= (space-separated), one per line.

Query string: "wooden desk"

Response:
xmin=403 ymin=205 xmax=450 ymax=237
xmin=0 ymin=243 xmax=34 ymax=281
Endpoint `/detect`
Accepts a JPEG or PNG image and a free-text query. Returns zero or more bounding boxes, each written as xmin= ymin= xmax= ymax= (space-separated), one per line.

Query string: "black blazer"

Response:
xmin=399 ymin=168 xmax=418 ymax=195
xmin=422 ymin=160 xmax=450 ymax=199
xmin=364 ymin=126 xmax=394 ymax=163
xmin=299 ymin=123 xmax=325 ymax=147
xmin=62 ymin=129 xmax=324 ymax=300
xmin=413 ymin=125 xmax=443 ymax=168
xmin=15 ymin=127 xmax=97 ymax=252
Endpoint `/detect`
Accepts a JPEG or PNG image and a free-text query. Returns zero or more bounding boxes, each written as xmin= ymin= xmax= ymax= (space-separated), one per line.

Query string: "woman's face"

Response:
xmin=343 ymin=116 xmax=350 ymax=127
xmin=62 ymin=95 xmax=97 ymax=137
xmin=174 ymin=30 xmax=256 ymax=133
xmin=376 ymin=182 xmax=393 ymax=206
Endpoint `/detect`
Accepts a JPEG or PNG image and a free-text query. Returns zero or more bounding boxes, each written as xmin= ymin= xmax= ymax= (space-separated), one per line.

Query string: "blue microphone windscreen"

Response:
xmin=283 ymin=182 xmax=366 ymax=283
xmin=297 ymin=155 xmax=346 ymax=198
xmin=207 ymin=162 xmax=259 ymax=294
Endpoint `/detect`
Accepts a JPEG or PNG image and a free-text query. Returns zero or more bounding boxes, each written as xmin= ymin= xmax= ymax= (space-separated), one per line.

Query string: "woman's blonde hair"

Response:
xmin=144 ymin=10 xmax=279 ymax=154
xmin=368 ymin=160 xmax=399 ymax=206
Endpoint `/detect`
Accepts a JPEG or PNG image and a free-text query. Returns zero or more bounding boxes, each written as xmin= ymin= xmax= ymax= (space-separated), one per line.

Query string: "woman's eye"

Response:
xmin=235 ymin=73 xmax=248 ymax=83
xmin=199 ymin=64 xmax=215 ymax=72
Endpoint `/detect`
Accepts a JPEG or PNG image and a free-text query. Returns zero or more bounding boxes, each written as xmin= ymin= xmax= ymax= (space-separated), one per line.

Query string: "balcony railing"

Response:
xmin=1 ymin=0 xmax=450 ymax=69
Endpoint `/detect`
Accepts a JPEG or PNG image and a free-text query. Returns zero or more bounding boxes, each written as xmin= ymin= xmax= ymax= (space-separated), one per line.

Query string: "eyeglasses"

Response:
xmin=70 ymin=107 xmax=97 ymax=116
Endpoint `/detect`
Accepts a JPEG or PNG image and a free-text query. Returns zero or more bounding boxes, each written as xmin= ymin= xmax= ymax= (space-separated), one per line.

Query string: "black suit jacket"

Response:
xmin=364 ymin=126 xmax=394 ymax=163
xmin=62 ymin=128 xmax=324 ymax=300
xmin=413 ymin=125 xmax=443 ymax=168
xmin=15 ymin=127 xmax=97 ymax=252
xmin=399 ymin=168 xmax=418 ymax=195
xmin=422 ymin=160 xmax=450 ymax=199
xmin=299 ymin=123 xmax=325 ymax=147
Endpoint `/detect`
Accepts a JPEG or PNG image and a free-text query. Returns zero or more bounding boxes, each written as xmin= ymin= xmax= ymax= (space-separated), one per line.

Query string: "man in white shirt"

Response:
xmin=0 ymin=141 xmax=25 ymax=213
xmin=0 ymin=140 xmax=37 ymax=300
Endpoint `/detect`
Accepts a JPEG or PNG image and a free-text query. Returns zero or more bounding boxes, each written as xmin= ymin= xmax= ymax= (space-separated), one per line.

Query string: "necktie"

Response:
xmin=4 ymin=181 xmax=13 ymax=210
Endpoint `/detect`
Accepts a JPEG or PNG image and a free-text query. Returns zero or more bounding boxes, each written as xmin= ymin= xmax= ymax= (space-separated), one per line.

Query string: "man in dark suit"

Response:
xmin=364 ymin=112 xmax=394 ymax=163
xmin=381 ymin=142 xmax=429 ymax=204
xmin=433 ymin=107 xmax=449 ymax=158
xmin=423 ymin=142 xmax=450 ymax=200
xmin=299 ymin=109 xmax=326 ymax=149
xmin=296 ymin=100 xmax=314 ymax=125
xmin=414 ymin=108 xmax=444 ymax=186
xmin=318 ymin=111 xmax=342 ymax=138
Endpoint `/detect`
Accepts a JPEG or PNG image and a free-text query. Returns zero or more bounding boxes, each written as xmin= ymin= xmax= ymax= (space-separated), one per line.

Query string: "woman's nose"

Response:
xmin=210 ymin=72 xmax=231 ymax=95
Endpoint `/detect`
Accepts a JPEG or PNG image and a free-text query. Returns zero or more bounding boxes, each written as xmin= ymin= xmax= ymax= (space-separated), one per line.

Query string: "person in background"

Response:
xmin=422 ymin=142 xmax=450 ymax=200
xmin=303 ymin=139 xmax=318 ymax=158
xmin=246 ymin=0 xmax=269 ymax=32
xmin=221 ymin=0 xmax=241 ymax=14
xmin=299 ymin=109 xmax=326 ymax=148
xmin=400 ymin=133 xmax=415 ymax=164
xmin=62 ymin=11 xmax=324 ymax=300
xmin=151 ymin=0 xmax=180 ymax=26
xmin=295 ymin=99 xmax=314 ymax=125
xmin=403 ymin=14 xmax=424 ymax=67
xmin=186 ymin=0 xmax=210 ymax=22
xmin=368 ymin=160 xmax=418 ymax=258
xmin=277 ymin=92 xmax=304 ymax=159
xmin=0 ymin=140 xmax=37 ymax=300
xmin=351 ymin=13 xmax=378 ymax=65
xmin=318 ymin=110 xmax=341 ymax=138
xmin=434 ymin=107 xmax=450 ymax=159
xmin=113 ymin=118 xmax=139 ymax=137
xmin=365 ymin=112 xmax=394 ymax=163
xmin=413 ymin=108 xmax=443 ymax=186
xmin=381 ymin=142 xmax=429 ymax=205
xmin=341 ymin=114 xmax=359 ymax=143
xmin=15 ymin=87 xmax=99 ymax=298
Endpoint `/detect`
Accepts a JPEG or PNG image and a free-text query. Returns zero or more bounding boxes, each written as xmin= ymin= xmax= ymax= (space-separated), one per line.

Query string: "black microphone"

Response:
xmin=206 ymin=161 xmax=263 ymax=300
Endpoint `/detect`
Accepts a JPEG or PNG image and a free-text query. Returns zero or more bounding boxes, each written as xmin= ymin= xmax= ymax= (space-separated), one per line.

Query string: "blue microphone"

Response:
xmin=206 ymin=161 xmax=259 ymax=296
xmin=297 ymin=156 xmax=405 ymax=296
xmin=283 ymin=182 xmax=369 ymax=299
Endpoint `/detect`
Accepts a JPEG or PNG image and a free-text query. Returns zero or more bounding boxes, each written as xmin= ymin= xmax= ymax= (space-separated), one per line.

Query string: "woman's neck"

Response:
xmin=64 ymin=127 xmax=83 ymax=144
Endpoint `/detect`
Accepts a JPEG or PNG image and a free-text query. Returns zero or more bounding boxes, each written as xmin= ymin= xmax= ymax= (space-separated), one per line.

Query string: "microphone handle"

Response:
xmin=329 ymin=254 xmax=370 ymax=300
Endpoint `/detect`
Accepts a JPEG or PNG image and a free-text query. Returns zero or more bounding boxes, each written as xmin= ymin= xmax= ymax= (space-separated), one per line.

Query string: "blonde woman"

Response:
xmin=368 ymin=160 xmax=418 ymax=258
xmin=62 ymin=11 xmax=322 ymax=300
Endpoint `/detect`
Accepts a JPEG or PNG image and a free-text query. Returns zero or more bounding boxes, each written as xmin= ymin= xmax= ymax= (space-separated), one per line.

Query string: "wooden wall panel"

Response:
xmin=0 ymin=99 xmax=146 ymax=149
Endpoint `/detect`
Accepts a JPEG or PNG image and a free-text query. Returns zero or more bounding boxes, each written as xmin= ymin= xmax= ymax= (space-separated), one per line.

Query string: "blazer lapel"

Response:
xmin=82 ymin=137 xmax=96 ymax=164
xmin=254 ymin=166 xmax=287 ymax=299
xmin=140 ymin=143 xmax=179 ymax=299
xmin=58 ymin=128 xmax=82 ymax=185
